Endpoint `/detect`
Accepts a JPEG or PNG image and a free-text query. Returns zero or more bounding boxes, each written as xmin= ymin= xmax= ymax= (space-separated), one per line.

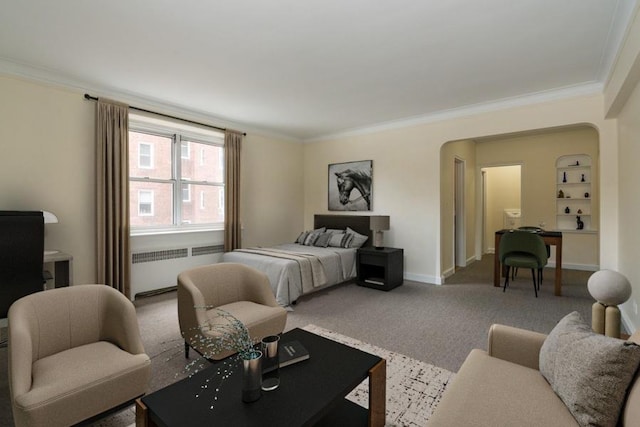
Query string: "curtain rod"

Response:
xmin=83 ymin=94 xmax=245 ymax=135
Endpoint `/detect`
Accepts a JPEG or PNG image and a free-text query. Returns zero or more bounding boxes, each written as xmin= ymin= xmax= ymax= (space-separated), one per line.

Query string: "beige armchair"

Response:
xmin=178 ymin=263 xmax=287 ymax=360
xmin=8 ymin=284 xmax=151 ymax=427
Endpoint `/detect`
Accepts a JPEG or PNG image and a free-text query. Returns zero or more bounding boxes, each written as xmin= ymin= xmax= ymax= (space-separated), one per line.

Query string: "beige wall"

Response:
xmin=0 ymin=74 xmax=95 ymax=284
xmin=483 ymin=165 xmax=521 ymax=251
xmin=610 ymin=4 xmax=640 ymax=333
xmin=0 ymin=73 xmax=304 ymax=288
xmin=618 ymin=77 xmax=640 ymax=331
xmin=241 ymin=134 xmax=304 ymax=247
xmin=304 ymin=95 xmax=617 ymax=284
xmin=440 ymin=139 xmax=476 ymax=276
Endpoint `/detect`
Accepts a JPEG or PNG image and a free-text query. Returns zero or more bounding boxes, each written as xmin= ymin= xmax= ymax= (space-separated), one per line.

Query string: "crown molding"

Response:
xmin=0 ymin=57 xmax=300 ymax=143
xmin=304 ymin=82 xmax=604 ymax=143
xmin=1 ymin=56 xmax=604 ymax=145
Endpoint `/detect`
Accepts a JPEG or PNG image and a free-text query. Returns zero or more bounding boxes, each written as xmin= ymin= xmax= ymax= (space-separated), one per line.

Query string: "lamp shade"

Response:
xmin=370 ymin=216 xmax=390 ymax=231
xmin=587 ymin=269 xmax=631 ymax=306
xmin=42 ymin=211 xmax=58 ymax=224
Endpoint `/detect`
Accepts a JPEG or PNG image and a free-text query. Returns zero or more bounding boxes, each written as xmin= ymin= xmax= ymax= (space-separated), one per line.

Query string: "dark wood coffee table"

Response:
xmin=136 ymin=328 xmax=386 ymax=426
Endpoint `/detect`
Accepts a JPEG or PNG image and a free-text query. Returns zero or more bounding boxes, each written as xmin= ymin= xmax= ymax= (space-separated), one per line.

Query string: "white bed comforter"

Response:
xmin=221 ymin=244 xmax=357 ymax=307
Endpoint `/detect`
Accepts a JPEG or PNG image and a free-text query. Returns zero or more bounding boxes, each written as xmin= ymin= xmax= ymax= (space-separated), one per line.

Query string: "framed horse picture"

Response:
xmin=328 ymin=160 xmax=372 ymax=211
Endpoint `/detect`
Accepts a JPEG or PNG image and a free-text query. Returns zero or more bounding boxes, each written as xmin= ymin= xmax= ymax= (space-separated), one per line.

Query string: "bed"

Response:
xmin=222 ymin=215 xmax=373 ymax=307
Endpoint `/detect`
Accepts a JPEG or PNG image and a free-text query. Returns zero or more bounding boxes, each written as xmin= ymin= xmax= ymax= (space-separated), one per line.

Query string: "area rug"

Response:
xmin=302 ymin=324 xmax=454 ymax=427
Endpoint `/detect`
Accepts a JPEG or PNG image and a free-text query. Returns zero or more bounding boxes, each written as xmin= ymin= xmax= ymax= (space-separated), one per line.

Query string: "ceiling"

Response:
xmin=0 ymin=1 xmax=637 ymax=140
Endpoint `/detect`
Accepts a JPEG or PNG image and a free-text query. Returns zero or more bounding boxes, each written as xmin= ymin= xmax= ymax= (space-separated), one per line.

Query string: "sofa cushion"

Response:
xmin=539 ymin=311 xmax=640 ymax=427
xmin=428 ymin=349 xmax=578 ymax=426
xmin=14 ymin=341 xmax=150 ymax=427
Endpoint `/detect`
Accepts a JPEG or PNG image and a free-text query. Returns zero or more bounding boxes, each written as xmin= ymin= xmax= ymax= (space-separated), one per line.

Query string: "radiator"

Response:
xmin=130 ymin=244 xmax=224 ymax=298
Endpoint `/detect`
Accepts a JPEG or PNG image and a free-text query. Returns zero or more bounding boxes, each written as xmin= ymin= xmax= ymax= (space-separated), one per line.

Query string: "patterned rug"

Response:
xmin=302 ymin=325 xmax=454 ymax=427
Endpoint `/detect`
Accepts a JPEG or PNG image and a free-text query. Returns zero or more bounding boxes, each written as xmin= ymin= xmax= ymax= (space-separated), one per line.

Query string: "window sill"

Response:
xmin=131 ymin=225 xmax=224 ymax=237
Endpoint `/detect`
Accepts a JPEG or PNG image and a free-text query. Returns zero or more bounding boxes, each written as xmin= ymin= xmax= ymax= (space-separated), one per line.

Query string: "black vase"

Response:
xmin=576 ymin=216 xmax=584 ymax=230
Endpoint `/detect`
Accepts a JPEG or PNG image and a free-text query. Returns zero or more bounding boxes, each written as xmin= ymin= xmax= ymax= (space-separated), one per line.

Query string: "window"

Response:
xmin=182 ymin=183 xmax=191 ymax=202
xmin=139 ymin=142 xmax=153 ymax=169
xmin=138 ymin=190 xmax=154 ymax=216
xmin=181 ymin=141 xmax=190 ymax=159
xmin=129 ymin=120 xmax=224 ymax=231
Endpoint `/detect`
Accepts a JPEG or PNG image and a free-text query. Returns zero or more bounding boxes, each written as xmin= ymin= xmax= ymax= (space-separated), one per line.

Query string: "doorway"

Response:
xmin=480 ymin=165 xmax=522 ymax=254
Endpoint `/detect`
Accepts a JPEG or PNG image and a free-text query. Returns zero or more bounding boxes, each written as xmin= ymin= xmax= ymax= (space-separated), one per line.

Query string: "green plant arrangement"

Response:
xmin=180 ymin=307 xmax=262 ymax=406
xmin=190 ymin=307 xmax=260 ymax=360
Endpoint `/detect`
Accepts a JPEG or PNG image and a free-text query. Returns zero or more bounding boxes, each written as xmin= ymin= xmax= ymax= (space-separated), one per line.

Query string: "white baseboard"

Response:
xmin=404 ymin=272 xmax=440 ymax=285
xmin=546 ymin=262 xmax=598 ymax=271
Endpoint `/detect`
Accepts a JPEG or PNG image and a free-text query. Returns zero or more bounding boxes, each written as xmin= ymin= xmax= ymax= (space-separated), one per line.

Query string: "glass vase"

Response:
xmin=241 ymin=351 xmax=262 ymax=403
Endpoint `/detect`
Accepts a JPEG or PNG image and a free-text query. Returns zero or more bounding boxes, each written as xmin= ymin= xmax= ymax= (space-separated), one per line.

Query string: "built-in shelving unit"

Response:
xmin=556 ymin=154 xmax=593 ymax=232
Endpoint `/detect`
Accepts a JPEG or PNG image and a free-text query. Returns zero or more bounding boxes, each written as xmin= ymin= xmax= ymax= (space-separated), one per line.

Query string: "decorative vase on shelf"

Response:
xmin=565 ymin=206 xmax=570 ymax=214
xmin=562 ymin=172 xmax=567 ymax=183
xmin=576 ymin=216 xmax=584 ymax=230
xmin=581 ymin=174 xmax=585 ymax=182
xmin=558 ymin=190 xmax=564 ymax=198
xmin=584 ymin=192 xmax=590 ymax=198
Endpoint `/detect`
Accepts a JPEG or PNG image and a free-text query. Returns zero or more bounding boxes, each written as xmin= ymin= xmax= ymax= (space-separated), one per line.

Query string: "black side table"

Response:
xmin=356 ymin=247 xmax=404 ymax=291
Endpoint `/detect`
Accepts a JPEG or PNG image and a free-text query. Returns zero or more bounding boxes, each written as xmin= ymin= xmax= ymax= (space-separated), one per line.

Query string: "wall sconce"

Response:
xmin=42 ymin=210 xmax=59 ymax=255
xmin=370 ymin=216 xmax=390 ymax=250
xmin=588 ymin=269 xmax=632 ymax=338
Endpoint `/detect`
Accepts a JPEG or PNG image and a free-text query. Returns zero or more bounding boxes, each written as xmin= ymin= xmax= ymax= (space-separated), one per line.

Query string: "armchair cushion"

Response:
xmin=539 ymin=311 xmax=640 ymax=427
xmin=178 ymin=263 xmax=287 ymax=360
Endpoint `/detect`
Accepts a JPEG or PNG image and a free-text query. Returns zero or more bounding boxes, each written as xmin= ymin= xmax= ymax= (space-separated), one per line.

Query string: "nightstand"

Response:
xmin=356 ymin=247 xmax=404 ymax=291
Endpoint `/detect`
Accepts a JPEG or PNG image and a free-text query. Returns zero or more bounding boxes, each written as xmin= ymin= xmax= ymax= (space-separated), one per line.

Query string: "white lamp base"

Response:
xmin=373 ymin=230 xmax=384 ymax=249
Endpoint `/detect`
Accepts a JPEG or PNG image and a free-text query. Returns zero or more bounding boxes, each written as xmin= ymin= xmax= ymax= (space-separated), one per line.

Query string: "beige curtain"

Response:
xmin=96 ymin=99 xmax=131 ymax=297
xmin=224 ymin=130 xmax=243 ymax=251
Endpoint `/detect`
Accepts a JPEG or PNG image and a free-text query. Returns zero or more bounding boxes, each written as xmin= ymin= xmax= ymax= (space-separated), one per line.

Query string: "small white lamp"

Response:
xmin=587 ymin=269 xmax=632 ymax=338
xmin=370 ymin=216 xmax=390 ymax=250
xmin=42 ymin=210 xmax=59 ymax=255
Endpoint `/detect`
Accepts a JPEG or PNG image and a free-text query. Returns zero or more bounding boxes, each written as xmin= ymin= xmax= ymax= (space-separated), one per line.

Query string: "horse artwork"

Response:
xmin=328 ymin=160 xmax=373 ymax=211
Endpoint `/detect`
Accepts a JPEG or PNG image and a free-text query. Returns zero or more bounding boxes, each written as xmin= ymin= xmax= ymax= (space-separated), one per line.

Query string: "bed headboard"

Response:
xmin=314 ymin=214 xmax=373 ymax=247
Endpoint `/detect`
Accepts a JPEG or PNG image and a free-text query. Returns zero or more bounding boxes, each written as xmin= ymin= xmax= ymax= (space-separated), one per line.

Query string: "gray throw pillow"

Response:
xmin=295 ymin=231 xmax=310 ymax=244
xmin=328 ymin=233 xmax=353 ymax=248
xmin=313 ymin=232 xmax=332 ymax=248
xmin=346 ymin=227 xmax=369 ymax=248
xmin=539 ymin=311 xmax=640 ymax=427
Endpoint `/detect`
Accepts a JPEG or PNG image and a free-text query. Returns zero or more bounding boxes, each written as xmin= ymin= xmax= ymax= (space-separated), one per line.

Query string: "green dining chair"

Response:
xmin=499 ymin=230 xmax=549 ymax=297
xmin=512 ymin=226 xmax=551 ymax=282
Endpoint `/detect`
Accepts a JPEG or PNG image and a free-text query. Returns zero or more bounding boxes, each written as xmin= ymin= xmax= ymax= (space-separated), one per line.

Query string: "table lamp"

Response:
xmin=42 ymin=210 xmax=59 ymax=255
xmin=587 ymin=269 xmax=631 ymax=338
xmin=370 ymin=216 xmax=390 ymax=249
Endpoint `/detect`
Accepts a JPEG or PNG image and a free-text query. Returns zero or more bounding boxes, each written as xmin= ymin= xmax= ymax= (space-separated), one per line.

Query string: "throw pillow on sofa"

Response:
xmin=539 ymin=311 xmax=640 ymax=427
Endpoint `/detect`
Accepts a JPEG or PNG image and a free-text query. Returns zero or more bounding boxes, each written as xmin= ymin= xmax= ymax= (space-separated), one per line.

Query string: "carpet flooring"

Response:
xmin=0 ymin=254 xmax=595 ymax=426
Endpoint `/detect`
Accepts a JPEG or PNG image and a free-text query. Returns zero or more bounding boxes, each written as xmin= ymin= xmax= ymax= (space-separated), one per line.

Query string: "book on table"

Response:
xmin=279 ymin=340 xmax=310 ymax=367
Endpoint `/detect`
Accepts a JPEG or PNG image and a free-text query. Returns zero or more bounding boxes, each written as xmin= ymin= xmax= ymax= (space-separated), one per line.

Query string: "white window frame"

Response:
xmin=200 ymin=191 xmax=205 ymax=209
xmin=129 ymin=116 xmax=225 ymax=235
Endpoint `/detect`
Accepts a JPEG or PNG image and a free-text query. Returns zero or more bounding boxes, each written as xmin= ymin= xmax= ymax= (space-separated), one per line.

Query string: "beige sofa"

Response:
xmin=428 ymin=324 xmax=640 ymax=427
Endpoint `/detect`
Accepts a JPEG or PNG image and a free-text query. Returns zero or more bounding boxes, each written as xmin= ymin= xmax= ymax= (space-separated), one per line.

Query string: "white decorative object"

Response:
xmin=588 ymin=269 xmax=632 ymax=338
